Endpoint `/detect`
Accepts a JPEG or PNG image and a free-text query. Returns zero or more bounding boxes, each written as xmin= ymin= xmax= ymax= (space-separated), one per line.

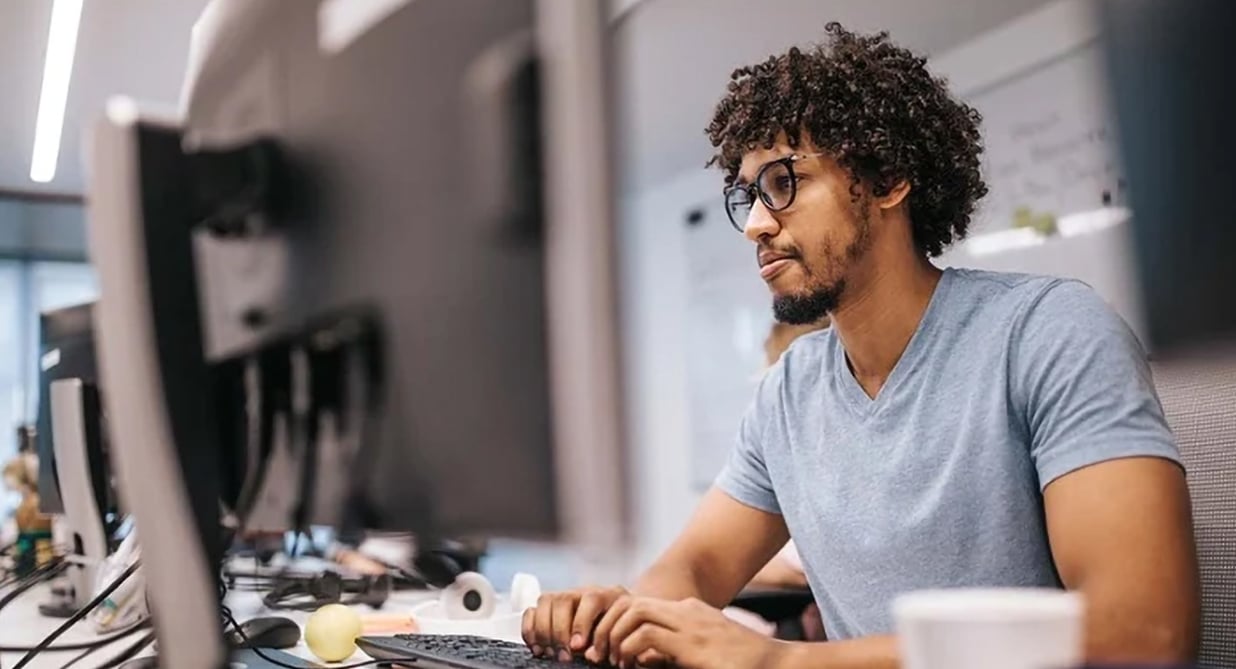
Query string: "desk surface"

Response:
xmin=0 ymin=581 xmax=439 ymax=668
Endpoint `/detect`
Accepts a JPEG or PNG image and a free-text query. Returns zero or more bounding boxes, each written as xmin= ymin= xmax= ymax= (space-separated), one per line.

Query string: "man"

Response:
xmin=523 ymin=23 xmax=1199 ymax=669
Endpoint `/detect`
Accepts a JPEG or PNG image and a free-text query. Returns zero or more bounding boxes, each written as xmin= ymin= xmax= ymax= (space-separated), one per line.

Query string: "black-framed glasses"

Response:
xmin=723 ymin=152 xmax=825 ymax=232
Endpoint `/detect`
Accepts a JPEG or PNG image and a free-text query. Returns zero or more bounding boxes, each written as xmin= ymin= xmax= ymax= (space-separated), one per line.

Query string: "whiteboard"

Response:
xmin=967 ymin=41 xmax=1124 ymax=234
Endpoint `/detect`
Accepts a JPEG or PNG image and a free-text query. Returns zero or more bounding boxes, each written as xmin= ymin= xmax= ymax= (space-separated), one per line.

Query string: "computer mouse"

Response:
xmin=227 ymin=615 xmax=302 ymax=649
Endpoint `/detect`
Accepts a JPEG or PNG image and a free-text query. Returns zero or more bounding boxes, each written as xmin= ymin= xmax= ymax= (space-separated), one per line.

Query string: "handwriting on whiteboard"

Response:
xmin=968 ymin=42 xmax=1124 ymax=234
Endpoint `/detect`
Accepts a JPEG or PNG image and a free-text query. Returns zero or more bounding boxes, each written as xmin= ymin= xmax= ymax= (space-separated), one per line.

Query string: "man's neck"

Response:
xmin=830 ymin=255 xmax=942 ymax=399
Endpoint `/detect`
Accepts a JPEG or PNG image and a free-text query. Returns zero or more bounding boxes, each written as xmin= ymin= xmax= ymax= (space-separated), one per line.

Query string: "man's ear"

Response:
xmin=878 ymin=180 xmax=911 ymax=210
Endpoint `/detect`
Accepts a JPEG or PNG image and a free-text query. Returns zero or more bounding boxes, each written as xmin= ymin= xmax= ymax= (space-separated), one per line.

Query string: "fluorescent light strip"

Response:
xmin=30 ymin=0 xmax=85 ymax=183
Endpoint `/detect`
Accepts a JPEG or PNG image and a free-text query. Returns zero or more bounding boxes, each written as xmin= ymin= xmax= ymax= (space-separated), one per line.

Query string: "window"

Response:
xmin=0 ymin=262 xmax=24 ymax=475
xmin=0 ymin=260 xmax=97 ymax=517
xmin=25 ymin=262 xmax=100 ymax=419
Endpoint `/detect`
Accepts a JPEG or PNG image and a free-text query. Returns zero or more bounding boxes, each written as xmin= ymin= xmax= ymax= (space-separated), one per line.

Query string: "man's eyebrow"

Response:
xmin=734 ymin=153 xmax=797 ymax=186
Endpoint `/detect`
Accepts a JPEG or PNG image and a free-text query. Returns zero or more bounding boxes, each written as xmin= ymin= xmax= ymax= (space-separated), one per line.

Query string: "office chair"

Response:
xmin=730 ymin=586 xmax=816 ymax=640
xmin=1152 ymin=353 xmax=1236 ymax=668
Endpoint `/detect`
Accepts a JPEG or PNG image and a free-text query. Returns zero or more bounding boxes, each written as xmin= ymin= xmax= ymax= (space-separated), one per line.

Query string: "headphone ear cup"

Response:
xmin=370 ymin=573 xmax=392 ymax=608
xmin=414 ymin=551 xmax=464 ymax=589
xmin=314 ymin=571 xmax=344 ymax=603
xmin=440 ymin=572 xmax=497 ymax=620
xmin=351 ymin=573 xmax=391 ymax=609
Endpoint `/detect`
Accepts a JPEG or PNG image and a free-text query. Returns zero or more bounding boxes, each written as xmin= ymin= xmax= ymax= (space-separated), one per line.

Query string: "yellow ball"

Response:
xmin=304 ymin=603 xmax=363 ymax=663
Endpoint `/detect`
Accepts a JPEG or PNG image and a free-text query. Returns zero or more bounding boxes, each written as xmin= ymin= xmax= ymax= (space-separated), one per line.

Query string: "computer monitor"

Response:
xmin=35 ymin=302 xmax=106 ymax=518
xmin=1100 ymin=0 xmax=1236 ymax=354
xmin=86 ymin=1 xmax=628 ymax=666
xmin=34 ymin=302 xmax=114 ymax=611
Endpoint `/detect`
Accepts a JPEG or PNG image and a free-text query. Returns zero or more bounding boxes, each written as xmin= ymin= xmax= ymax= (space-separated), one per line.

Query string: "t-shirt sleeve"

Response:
xmin=714 ymin=370 xmax=782 ymax=514
xmin=1013 ymin=280 xmax=1181 ymax=490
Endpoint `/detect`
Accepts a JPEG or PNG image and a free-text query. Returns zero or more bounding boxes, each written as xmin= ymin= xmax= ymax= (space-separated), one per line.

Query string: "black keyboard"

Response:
xmin=356 ymin=634 xmax=596 ymax=669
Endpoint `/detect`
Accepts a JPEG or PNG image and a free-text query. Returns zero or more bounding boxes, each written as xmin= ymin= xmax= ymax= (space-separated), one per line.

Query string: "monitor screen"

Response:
xmin=36 ymin=301 xmax=98 ymax=515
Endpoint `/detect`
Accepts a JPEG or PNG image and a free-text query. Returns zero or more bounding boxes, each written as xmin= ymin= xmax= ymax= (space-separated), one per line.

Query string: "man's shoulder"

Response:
xmin=946 ymin=267 xmax=1070 ymax=302
xmin=947 ymin=268 xmax=1117 ymax=329
xmin=944 ymin=268 xmax=1102 ymax=327
xmin=951 ymin=269 xmax=1141 ymax=373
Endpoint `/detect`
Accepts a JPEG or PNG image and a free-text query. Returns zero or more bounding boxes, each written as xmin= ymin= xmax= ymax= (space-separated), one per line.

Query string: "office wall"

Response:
xmin=620 ymin=168 xmax=724 ymax=567
xmin=0 ymin=200 xmax=88 ymax=260
xmin=618 ymin=0 xmax=1126 ymax=566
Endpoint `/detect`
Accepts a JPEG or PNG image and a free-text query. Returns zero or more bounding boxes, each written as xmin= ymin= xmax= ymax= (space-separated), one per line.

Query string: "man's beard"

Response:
xmin=773 ymin=281 xmax=846 ymax=324
xmin=772 ymin=205 xmax=871 ymax=325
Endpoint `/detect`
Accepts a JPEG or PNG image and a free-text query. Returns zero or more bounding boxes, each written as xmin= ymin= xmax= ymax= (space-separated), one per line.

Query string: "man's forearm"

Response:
xmin=1081 ymin=580 xmax=1200 ymax=663
xmin=631 ymin=560 xmax=713 ymax=603
xmin=775 ymin=636 xmax=898 ymax=669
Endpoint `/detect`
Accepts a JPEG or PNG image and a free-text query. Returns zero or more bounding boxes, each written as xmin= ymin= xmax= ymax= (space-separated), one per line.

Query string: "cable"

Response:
xmin=96 ymin=630 xmax=157 ymax=669
xmin=51 ymin=622 xmax=153 ymax=667
xmin=0 ymin=559 xmax=67 ymax=614
xmin=261 ymin=571 xmax=392 ymax=611
xmin=0 ymin=548 xmax=68 ymax=586
xmin=0 ymin=558 xmax=61 ymax=595
xmin=0 ymin=619 xmax=150 ymax=651
xmin=11 ymin=560 xmax=141 ymax=669
xmin=62 ymin=639 xmax=110 ymax=669
xmin=1 ymin=555 xmax=66 ymax=587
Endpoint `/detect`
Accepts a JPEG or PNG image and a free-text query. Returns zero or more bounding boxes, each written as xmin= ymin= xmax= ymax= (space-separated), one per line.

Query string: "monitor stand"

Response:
xmin=42 ymin=379 xmax=111 ymax=617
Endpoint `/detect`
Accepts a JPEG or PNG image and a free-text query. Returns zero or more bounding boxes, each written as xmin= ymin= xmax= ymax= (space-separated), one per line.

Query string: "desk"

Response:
xmin=0 ymin=582 xmax=438 ymax=668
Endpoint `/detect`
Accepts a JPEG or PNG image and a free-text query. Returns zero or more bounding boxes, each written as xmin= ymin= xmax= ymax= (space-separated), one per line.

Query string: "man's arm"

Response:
xmin=527 ymin=357 xmax=792 ymax=661
xmin=1044 ymin=456 xmax=1200 ymax=662
xmin=633 ymin=486 xmax=790 ymax=604
xmin=522 ymin=487 xmax=788 ymax=661
xmin=1010 ymin=282 xmax=1200 ymax=662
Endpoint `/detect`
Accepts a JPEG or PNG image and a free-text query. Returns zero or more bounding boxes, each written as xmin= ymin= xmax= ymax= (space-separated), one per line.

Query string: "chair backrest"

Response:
xmin=1153 ymin=355 xmax=1236 ymax=668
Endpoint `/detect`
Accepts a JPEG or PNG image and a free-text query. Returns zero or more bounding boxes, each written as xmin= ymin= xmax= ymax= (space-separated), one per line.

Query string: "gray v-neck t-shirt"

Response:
xmin=716 ymin=268 xmax=1179 ymax=639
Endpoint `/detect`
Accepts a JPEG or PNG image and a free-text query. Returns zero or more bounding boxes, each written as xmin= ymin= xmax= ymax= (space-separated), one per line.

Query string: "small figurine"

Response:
xmin=4 ymin=425 xmax=54 ymax=575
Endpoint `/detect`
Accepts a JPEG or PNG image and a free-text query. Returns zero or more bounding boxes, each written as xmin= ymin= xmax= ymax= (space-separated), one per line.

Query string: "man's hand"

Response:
xmin=521 ymin=586 xmax=630 ymax=661
xmin=595 ymin=596 xmax=783 ymax=669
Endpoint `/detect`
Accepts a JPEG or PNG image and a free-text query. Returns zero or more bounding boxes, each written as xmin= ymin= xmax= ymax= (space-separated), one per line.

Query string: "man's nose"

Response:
xmin=743 ymin=199 xmax=781 ymax=242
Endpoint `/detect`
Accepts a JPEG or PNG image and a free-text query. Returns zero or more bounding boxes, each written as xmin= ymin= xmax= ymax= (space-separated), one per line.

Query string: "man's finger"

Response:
xmin=588 ymin=595 xmax=631 ymax=664
xmin=521 ymin=607 xmax=536 ymax=650
xmin=617 ymin=624 xmax=679 ymax=668
xmin=637 ymin=649 xmax=670 ymax=668
xmin=550 ymin=595 xmax=578 ymax=659
xmin=607 ymin=598 xmax=682 ymax=658
xmin=532 ymin=596 xmax=555 ymax=653
xmin=570 ymin=591 xmax=606 ymax=651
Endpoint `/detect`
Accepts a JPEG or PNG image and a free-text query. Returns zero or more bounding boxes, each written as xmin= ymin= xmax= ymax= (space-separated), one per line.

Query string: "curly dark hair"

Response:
xmin=706 ymin=23 xmax=987 ymax=258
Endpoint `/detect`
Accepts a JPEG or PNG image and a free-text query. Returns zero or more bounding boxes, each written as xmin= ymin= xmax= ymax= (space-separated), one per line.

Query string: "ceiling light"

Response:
xmin=30 ymin=0 xmax=84 ymax=183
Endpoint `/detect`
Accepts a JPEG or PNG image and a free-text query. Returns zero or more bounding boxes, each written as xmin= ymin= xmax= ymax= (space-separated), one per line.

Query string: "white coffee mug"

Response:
xmin=894 ymin=588 xmax=1084 ymax=669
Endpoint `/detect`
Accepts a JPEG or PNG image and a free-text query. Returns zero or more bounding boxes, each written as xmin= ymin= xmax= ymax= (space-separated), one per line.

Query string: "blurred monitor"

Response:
xmin=1101 ymin=0 xmax=1236 ymax=353
xmin=87 ymin=1 xmax=627 ymax=665
xmin=36 ymin=301 xmax=105 ymax=517
xmin=35 ymin=302 xmax=113 ymax=609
